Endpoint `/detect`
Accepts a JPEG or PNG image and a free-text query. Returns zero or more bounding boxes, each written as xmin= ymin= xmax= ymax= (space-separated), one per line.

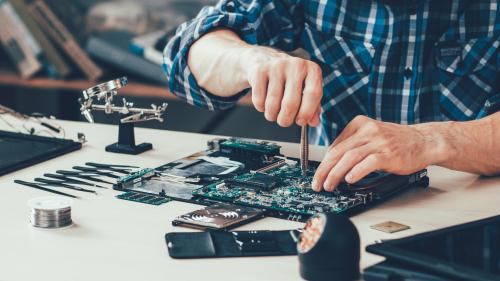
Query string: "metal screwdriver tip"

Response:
xmin=300 ymin=125 xmax=309 ymax=177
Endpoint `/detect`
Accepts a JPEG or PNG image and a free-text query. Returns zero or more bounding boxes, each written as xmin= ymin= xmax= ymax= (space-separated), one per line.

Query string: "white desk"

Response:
xmin=0 ymin=120 xmax=497 ymax=281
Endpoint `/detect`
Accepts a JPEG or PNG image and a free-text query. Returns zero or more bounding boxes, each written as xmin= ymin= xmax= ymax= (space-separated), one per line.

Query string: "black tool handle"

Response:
xmin=55 ymin=170 xmax=114 ymax=184
xmin=35 ymin=177 xmax=68 ymax=186
xmin=72 ymin=166 xmax=99 ymax=172
xmin=14 ymin=180 xmax=79 ymax=199
xmin=75 ymin=175 xmax=114 ymax=185
xmin=79 ymin=175 xmax=113 ymax=185
xmin=43 ymin=173 xmax=68 ymax=181
xmin=44 ymin=174 xmax=107 ymax=189
xmin=44 ymin=173 xmax=91 ymax=186
xmin=56 ymin=170 xmax=83 ymax=176
xmin=84 ymin=163 xmax=135 ymax=173
xmin=86 ymin=162 xmax=139 ymax=169
xmin=73 ymin=166 xmax=120 ymax=178
xmin=40 ymin=122 xmax=61 ymax=133
xmin=34 ymin=178 xmax=97 ymax=194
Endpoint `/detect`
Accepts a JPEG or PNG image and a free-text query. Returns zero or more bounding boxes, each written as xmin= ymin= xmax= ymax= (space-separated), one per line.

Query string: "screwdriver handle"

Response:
xmin=85 ymin=162 xmax=139 ymax=169
xmin=34 ymin=178 xmax=97 ymax=194
xmin=14 ymin=180 xmax=79 ymax=199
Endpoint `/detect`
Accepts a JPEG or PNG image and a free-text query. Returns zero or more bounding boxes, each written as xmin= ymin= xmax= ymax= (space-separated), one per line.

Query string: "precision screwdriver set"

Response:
xmin=15 ymin=162 xmax=140 ymax=198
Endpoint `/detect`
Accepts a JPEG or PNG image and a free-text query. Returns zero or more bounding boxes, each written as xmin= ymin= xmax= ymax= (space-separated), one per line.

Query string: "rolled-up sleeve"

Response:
xmin=163 ymin=0 xmax=304 ymax=110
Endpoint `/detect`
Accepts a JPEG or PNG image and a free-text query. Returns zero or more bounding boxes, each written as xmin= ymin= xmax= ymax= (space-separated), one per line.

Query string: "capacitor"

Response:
xmin=297 ymin=213 xmax=360 ymax=281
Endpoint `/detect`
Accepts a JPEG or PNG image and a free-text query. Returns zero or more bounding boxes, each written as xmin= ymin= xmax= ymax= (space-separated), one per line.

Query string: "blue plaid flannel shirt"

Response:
xmin=163 ymin=0 xmax=499 ymax=145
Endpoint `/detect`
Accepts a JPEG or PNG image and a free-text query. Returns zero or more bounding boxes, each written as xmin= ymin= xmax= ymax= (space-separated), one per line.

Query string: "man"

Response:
xmin=164 ymin=0 xmax=499 ymax=192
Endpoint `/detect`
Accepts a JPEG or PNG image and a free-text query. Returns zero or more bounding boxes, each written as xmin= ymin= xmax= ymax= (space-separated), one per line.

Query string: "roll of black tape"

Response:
xmin=298 ymin=213 xmax=360 ymax=281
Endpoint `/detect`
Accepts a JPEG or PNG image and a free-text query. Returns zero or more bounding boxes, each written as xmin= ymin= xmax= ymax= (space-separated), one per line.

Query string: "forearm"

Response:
xmin=187 ymin=28 xmax=322 ymax=127
xmin=416 ymin=113 xmax=500 ymax=175
xmin=187 ymin=29 xmax=251 ymax=97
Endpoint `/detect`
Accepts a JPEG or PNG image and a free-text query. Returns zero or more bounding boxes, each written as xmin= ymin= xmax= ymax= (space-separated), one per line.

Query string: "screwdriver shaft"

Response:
xmin=300 ymin=125 xmax=309 ymax=176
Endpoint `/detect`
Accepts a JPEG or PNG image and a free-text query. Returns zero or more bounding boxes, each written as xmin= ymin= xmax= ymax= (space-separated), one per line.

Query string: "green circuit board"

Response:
xmin=192 ymin=162 xmax=373 ymax=220
xmin=114 ymin=138 xmax=428 ymax=221
xmin=116 ymin=191 xmax=171 ymax=206
xmin=218 ymin=138 xmax=281 ymax=155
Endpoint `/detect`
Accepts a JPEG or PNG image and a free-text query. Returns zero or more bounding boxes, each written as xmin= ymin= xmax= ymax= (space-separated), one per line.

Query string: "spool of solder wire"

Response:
xmin=28 ymin=196 xmax=73 ymax=229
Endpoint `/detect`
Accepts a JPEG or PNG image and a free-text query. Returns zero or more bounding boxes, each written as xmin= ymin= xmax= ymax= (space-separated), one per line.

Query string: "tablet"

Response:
xmin=366 ymin=214 xmax=500 ymax=281
xmin=0 ymin=130 xmax=81 ymax=176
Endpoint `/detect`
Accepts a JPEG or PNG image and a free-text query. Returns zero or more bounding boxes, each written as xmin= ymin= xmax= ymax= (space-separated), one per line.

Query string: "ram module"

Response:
xmin=116 ymin=191 xmax=171 ymax=206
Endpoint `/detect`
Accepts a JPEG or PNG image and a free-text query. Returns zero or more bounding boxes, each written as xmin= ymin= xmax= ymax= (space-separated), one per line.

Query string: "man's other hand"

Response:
xmin=243 ymin=46 xmax=323 ymax=127
xmin=312 ymin=115 xmax=449 ymax=191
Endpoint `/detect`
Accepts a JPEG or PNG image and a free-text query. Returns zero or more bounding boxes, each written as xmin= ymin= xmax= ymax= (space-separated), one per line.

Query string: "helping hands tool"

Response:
xmin=14 ymin=180 xmax=79 ymax=199
xmin=79 ymin=77 xmax=168 ymax=154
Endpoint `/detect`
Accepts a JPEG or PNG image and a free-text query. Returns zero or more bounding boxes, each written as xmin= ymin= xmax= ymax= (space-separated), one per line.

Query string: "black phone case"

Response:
xmin=165 ymin=230 xmax=299 ymax=259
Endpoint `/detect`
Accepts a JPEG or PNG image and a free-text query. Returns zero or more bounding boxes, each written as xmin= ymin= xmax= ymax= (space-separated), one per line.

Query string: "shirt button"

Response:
xmin=408 ymin=1 xmax=417 ymax=14
xmin=226 ymin=1 xmax=235 ymax=12
xmin=409 ymin=6 xmax=417 ymax=15
xmin=404 ymin=67 xmax=412 ymax=80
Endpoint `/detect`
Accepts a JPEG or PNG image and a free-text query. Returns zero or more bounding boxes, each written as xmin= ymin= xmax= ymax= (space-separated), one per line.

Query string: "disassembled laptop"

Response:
xmin=114 ymin=137 xmax=429 ymax=223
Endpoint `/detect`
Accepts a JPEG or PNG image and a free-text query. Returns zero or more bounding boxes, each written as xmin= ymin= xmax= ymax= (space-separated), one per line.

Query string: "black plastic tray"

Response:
xmin=0 ymin=130 xmax=81 ymax=176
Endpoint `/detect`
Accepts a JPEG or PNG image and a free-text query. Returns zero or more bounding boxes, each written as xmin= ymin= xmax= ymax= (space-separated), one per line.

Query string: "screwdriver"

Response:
xmin=34 ymin=178 xmax=98 ymax=194
xmin=55 ymin=170 xmax=115 ymax=185
xmin=44 ymin=173 xmax=107 ymax=189
xmin=14 ymin=180 xmax=79 ymax=199
xmin=300 ymin=125 xmax=309 ymax=177
xmin=72 ymin=166 xmax=121 ymax=178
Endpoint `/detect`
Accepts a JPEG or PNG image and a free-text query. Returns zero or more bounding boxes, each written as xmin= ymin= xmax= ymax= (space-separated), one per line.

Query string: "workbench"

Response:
xmin=0 ymin=120 xmax=497 ymax=281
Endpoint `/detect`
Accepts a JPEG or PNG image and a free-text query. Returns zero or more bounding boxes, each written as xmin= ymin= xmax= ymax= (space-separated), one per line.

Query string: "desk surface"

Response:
xmin=0 ymin=120 xmax=497 ymax=281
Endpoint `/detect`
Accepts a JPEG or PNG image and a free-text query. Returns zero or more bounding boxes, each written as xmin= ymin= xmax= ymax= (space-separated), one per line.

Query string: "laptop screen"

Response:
xmin=0 ymin=130 xmax=81 ymax=176
xmin=367 ymin=215 xmax=500 ymax=281
xmin=396 ymin=222 xmax=499 ymax=272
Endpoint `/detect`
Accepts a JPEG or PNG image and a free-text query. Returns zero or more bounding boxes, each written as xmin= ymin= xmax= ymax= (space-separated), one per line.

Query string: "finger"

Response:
xmin=296 ymin=66 xmax=323 ymax=126
xmin=323 ymin=145 xmax=372 ymax=191
xmin=277 ymin=69 xmax=305 ymax=127
xmin=330 ymin=115 xmax=366 ymax=147
xmin=312 ymin=131 xmax=366 ymax=191
xmin=345 ymin=154 xmax=383 ymax=184
xmin=249 ymin=71 xmax=268 ymax=112
xmin=264 ymin=73 xmax=285 ymax=122
xmin=309 ymin=106 xmax=321 ymax=127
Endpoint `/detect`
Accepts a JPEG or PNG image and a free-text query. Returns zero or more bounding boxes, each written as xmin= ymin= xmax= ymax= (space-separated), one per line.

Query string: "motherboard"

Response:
xmin=114 ymin=138 xmax=429 ymax=221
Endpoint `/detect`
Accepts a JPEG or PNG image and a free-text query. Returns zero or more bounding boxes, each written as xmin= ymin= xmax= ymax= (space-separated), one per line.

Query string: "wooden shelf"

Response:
xmin=0 ymin=71 xmax=252 ymax=106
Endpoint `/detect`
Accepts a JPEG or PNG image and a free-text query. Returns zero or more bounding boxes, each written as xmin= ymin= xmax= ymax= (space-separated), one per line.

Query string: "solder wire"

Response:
xmin=28 ymin=197 xmax=73 ymax=229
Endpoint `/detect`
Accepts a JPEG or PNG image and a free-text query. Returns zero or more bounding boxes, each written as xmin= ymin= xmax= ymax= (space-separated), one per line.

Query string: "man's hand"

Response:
xmin=311 ymin=115 xmax=449 ymax=192
xmin=189 ymin=29 xmax=323 ymax=127
xmin=242 ymin=46 xmax=323 ymax=127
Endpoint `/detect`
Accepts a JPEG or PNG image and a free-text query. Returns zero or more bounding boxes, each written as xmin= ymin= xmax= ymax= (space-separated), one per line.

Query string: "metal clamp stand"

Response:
xmin=105 ymin=113 xmax=152 ymax=154
xmin=79 ymin=77 xmax=167 ymax=155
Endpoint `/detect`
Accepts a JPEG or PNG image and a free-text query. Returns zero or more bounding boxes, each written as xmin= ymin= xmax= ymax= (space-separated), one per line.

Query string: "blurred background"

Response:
xmin=0 ymin=0 xmax=298 ymax=142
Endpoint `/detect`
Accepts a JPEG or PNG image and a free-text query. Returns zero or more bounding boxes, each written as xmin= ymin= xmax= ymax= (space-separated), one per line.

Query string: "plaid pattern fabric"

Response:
xmin=163 ymin=0 xmax=499 ymax=145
